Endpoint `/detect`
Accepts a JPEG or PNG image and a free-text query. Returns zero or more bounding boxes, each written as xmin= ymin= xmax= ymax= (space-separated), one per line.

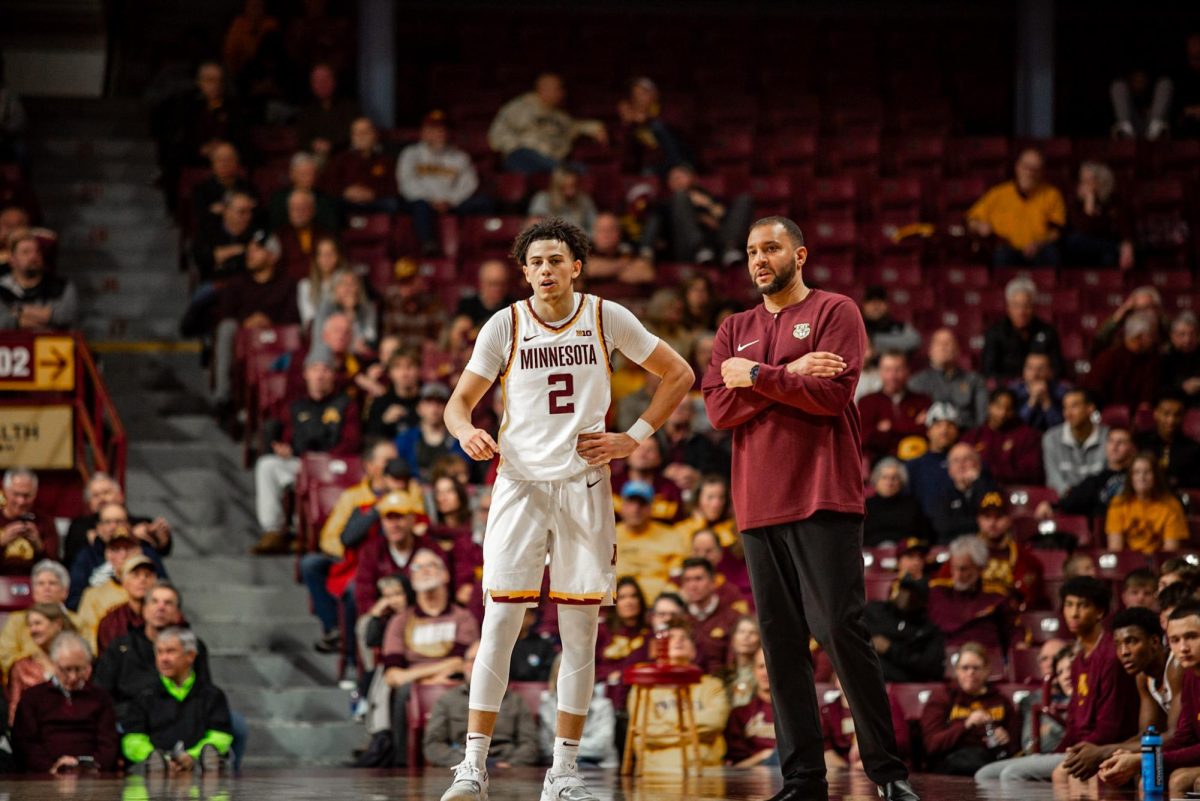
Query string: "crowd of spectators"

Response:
xmin=4 ymin=7 xmax=1200 ymax=783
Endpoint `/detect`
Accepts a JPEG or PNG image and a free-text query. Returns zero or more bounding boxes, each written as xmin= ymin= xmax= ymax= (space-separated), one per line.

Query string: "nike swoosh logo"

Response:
xmin=586 ymin=478 xmax=602 ymax=488
xmin=736 ymin=340 xmax=759 ymax=352
xmin=523 ymin=334 xmax=539 ymax=342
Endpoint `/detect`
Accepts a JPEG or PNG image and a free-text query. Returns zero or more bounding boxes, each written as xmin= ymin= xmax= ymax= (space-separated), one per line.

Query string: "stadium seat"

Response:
xmin=806 ymin=220 xmax=858 ymax=263
xmin=1037 ymin=549 xmax=1072 ymax=580
xmin=953 ymin=136 xmax=1011 ymax=180
xmin=1007 ymin=486 xmax=1058 ymax=517
xmin=406 ymin=681 xmax=462 ymax=768
xmin=341 ymin=213 xmax=393 ymax=248
xmin=994 ymin=267 xmax=1057 ymax=291
xmin=888 ymin=683 xmax=944 ymax=722
xmin=0 ymin=577 xmax=32 ymax=612
xmin=810 ymin=177 xmax=858 ymax=219
xmin=865 ymin=575 xmax=895 ymax=601
xmin=1184 ymin=409 xmax=1200 ymax=441
xmin=459 ymin=215 xmax=527 ymax=261
xmin=940 ymin=264 xmax=990 ymax=289
xmin=1018 ymin=611 xmax=1064 ymax=644
xmin=891 ymin=135 xmax=947 ymax=181
xmin=1093 ymin=550 xmax=1153 ymax=580
xmin=1099 ymin=405 xmax=1131 ymax=429
xmin=1073 ymin=268 xmax=1124 ymax=291
xmin=995 ymin=682 xmax=1041 ymax=712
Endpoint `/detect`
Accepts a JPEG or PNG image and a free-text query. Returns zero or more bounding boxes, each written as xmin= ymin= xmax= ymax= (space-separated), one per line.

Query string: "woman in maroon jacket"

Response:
xmin=919 ymin=642 xmax=1019 ymax=775
xmin=596 ymin=577 xmax=650 ymax=711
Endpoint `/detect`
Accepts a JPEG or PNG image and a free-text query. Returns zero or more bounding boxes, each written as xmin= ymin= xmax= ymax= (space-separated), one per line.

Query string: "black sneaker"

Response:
xmin=198 ymin=743 xmax=222 ymax=774
xmin=314 ymin=630 xmax=342 ymax=653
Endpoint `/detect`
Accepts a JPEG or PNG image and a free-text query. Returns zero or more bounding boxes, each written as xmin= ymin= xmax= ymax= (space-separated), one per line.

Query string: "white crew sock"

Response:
xmin=552 ymin=736 xmax=580 ymax=772
xmin=464 ymin=732 xmax=491 ymax=770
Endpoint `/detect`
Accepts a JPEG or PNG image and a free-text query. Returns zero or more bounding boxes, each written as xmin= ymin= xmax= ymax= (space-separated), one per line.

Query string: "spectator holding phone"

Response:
xmin=12 ymin=632 xmax=118 ymax=774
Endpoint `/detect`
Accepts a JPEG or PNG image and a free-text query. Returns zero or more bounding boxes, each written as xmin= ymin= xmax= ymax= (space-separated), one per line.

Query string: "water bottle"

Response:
xmin=1142 ymin=725 xmax=1164 ymax=795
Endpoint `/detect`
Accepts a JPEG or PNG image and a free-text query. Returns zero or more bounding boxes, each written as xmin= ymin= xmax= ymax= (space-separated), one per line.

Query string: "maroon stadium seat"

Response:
xmin=1018 ymin=611 xmax=1064 ymax=645
xmin=888 ymin=683 xmax=944 ymax=722
xmin=0 ymin=577 xmax=32 ymax=612
xmin=941 ymin=264 xmax=990 ymax=289
xmin=342 ymin=213 xmax=393 ymax=248
xmin=810 ymin=177 xmax=858 ymax=219
xmin=1006 ymin=648 xmax=1044 ymax=683
xmin=1007 ymin=486 xmax=1058 ymax=517
xmin=1094 ymin=550 xmax=1153 ymax=581
xmin=508 ymin=682 xmax=548 ymax=719
xmin=406 ymin=681 xmax=462 ymax=768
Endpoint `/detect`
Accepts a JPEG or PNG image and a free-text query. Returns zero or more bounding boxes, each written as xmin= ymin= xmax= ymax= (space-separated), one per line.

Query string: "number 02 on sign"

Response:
xmin=0 ymin=335 xmax=75 ymax=392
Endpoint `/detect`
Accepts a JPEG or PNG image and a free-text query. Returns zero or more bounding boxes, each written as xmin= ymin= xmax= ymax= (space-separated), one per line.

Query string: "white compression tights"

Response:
xmin=467 ymin=600 xmax=600 ymax=717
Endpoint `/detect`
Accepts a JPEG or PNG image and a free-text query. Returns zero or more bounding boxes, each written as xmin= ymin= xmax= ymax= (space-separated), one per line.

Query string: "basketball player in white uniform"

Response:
xmin=440 ymin=218 xmax=693 ymax=801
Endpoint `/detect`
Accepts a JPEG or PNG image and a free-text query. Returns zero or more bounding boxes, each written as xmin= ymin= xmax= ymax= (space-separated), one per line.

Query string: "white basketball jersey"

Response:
xmin=497 ymin=293 xmax=612 ymax=481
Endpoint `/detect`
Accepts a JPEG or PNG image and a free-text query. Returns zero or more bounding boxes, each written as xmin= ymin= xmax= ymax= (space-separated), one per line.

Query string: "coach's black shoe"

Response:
xmin=878 ymin=779 xmax=920 ymax=801
xmin=766 ymin=780 xmax=828 ymax=801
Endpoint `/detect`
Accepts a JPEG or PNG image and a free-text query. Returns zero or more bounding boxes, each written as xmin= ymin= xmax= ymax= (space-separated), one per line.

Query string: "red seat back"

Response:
xmin=0 ymin=577 xmax=32 ymax=612
xmin=888 ymin=683 xmax=944 ymax=721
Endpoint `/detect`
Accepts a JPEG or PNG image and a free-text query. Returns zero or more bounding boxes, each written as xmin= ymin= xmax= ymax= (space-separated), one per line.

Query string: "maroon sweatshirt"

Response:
xmin=1059 ymin=630 xmax=1140 ymax=750
xmin=702 ymin=290 xmax=867 ymax=530
xmin=725 ymin=694 xmax=777 ymax=763
xmin=959 ymin=422 xmax=1044 ymax=485
xmin=1165 ymin=666 xmax=1200 ymax=772
xmin=12 ymin=680 xmax=119 ymax=772
xmin=918 ymin=684 xmax=1019 ymax=759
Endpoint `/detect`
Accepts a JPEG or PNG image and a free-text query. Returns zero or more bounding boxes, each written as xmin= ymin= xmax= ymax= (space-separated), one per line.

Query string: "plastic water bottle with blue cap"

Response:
xmin=1142 ymin=725 xmax=1164 ymax=795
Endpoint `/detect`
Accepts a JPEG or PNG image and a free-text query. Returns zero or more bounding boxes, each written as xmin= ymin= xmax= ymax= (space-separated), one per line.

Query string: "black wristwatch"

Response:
xmin=749 ymin=363 xmax=760 ymax=385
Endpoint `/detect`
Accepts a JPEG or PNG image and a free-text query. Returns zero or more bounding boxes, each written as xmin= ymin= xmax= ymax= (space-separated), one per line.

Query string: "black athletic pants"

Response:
xmin=742 ymin=510 xmax=908 ymax=788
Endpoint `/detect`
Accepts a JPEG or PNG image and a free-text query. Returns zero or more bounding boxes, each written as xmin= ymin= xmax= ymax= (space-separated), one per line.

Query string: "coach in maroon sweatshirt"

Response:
xmin=703 ymin=216 xmax=917 ymax=801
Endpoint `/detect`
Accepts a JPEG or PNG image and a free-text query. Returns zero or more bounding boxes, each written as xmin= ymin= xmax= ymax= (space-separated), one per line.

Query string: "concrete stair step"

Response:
xmin=36 ymin=180 xmax=164 ymax=208
xmin=243 ymin=720 xmax=364 ymax=761
xmin=185 ymin=617 xmax=320 ymax=652
xmin=73 ymin=268 xmax=189 ymax=298
xmin=165 ymin=555 xmax=297 ymax=586
xmin=224 ymin=686 xmax=353 ymax=724
xmin=173 ymin=585 xmax=310 ymax=619
xmin=32 ymin=137 xmax=158 ymax=162
xmin=80 ymin=316 xmax=184 ymax=342
xmin=36 ymin=159 xmax=157 ymax=182
xmin=59 ymin=247 xmax=174 ymax=271
xmin=82 ymin=292 xmax=186 ymax=319
xmin=49 ymin=203 xmax=169 ymax=227
xmin=58 ymin=224 xmax=177 ymax=253
xmin=209 ymin=653 xmax=338 ymax=689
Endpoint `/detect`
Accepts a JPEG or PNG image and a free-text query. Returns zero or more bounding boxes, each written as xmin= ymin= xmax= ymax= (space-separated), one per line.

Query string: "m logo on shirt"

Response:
xmin=1076 ymin=672 xmax=1089 ymax=701
xmin=793 ymin=323 xmax=811 ymax=340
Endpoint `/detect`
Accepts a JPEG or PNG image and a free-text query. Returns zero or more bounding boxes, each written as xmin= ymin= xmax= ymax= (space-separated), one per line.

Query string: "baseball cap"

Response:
xmin=897 ymin=537 xmax=930 ymax=556
xmin=620 ymin=481 xmax=654 ymax=504
xmin=384 ymin=457 xmax=412 ymax=481
xmin=925 ymin=402 xmax=960 ymax=427
xmin=122 ymin=554 xmax=156 ymax=580
xmin=977 ymin=491 xmax=1010 ymax=516
xmin=377 ymin=491 xmax=421 ymax=516
xmin=422 ymin=109 xmax=448 ymax=127
xmin=420 ymin=383 xmax=450 ymax=402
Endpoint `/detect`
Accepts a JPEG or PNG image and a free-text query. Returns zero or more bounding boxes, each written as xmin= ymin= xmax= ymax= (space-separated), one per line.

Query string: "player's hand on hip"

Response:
xmin=787 ymin=352 xmax=846 ymax=377
xmin=577 ymin=432 xmax=636 ymax=465
xmin=721 ymin=357 xmax=757 ymax=388
xmin=460 ymin=428 xmax=499 ymax=461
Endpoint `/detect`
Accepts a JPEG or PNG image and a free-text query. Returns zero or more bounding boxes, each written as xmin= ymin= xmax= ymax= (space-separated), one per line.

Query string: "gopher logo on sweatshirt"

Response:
xmin=793 ymin=323 xmax=811 ymax=340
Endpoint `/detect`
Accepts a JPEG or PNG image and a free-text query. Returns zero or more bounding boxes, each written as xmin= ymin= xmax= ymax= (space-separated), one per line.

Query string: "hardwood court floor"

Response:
xmin=0 ymin=767 xmax=1147 ymax=800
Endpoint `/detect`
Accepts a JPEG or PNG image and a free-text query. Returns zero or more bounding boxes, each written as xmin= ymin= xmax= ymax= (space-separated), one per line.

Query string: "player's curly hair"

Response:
xmin=510 ymin=216 xmax=591 ymax=267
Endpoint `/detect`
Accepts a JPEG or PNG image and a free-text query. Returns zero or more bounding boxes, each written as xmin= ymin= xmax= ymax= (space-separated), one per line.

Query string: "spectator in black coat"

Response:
xmin=864 ymin=458 xmax=931 ymax=547
xmin=509 ymin=608 xmax=557 ymax=683
xmin=119 ymin=626 xmax=232 ymax=774
xmin=191 ymin=191 xmax=259 ymax=282
xmin=862 ymin=577 xmax=946 ymax=682
xmin=928 ymin=444 xmax=997 ymax=544
xmin=189 ymin=142 xmax=256 ymax=237
xmin=1135 ymin=394 xmax=1200 ymax=490
xmin=0 ymin=231 xmax=78 ymax=331
xmin=1161 ymin=313 xmax=1200 ymax=406
xmin=63 ymin=473 xmax=172 ymax=573
xmin=981 ymin=277 xmax=1063 ymax=381
xmin=66 ymin=503 xmax=167 ymax=611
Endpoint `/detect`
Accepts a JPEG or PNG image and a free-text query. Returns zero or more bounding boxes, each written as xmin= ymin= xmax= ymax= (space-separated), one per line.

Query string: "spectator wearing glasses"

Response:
xmin=967 ymin=149 xmax=1065 ymax=268
xmin=67 ymin=502 xmax=166 ymax=611
xmin=0 ymin=468 xmax=59 ymax=574
xmin=0 ymin=560 xmax=76 ymax=677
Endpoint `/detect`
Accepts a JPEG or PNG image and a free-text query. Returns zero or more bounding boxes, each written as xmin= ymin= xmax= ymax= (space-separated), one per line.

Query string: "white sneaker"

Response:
xmin=540 ymin=764 xmax=600 ymax=801
xmin=1148 ymin=119 xmax=1169 ymax=141
xmin=440 ymin=761 xmax=489 ymax=801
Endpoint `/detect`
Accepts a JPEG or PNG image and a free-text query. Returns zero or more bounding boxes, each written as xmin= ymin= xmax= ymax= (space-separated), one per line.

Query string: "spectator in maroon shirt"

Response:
xmin=12 ymin=631 xmax=118 ymax=774
xmin=1086 ymin=310 xmax=1162 ymax=413
xmin=1 ymin=468 xmax=58 ymax=573
xmin=95 ymin=558 xmax=157 ymax=657
xmin=725 ymin=648 xmax=779 ymax=767
xmin=959 ymin=388 xmax=1044 ymax=485
xmin=321 ymin=117 xmax=397 ymax=214
xmin=1099 ymin=602 xmax=1200 ymax=795
xmin=928 ymin=535 xmax=1011 ymax=658
xmin=597 ymin=576 xmax=650 ymax=710
xmin=920 ymin=642 xmax=1019 ymax=775
xmin=353 ymin=491 xmax=442 ymax=617
xmin=976 ymin=576 xmax=1138 ymax=781
xmin=689 ymin=529 xmax=751 ymax=604
xmin=1134 ymin=394 xmax=1200 ymax=490
xmin=858 ymin=351 xmax=932 ymax=465
xmin=211 ymin=231 xmax=300 ymax=411
xmin=275 ymin=189 xmax=334 ymax=281
xmin=680 ymin=558 xmax=749 ymax=676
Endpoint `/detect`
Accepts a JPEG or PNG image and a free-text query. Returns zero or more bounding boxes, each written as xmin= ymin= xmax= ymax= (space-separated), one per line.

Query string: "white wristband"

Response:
xmin=625 ymin=418 xmax=655 ymax=443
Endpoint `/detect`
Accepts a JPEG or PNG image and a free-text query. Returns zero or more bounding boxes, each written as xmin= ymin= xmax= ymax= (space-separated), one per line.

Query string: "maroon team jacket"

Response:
xmin=702 ymin=290 xmax=867 ymax=530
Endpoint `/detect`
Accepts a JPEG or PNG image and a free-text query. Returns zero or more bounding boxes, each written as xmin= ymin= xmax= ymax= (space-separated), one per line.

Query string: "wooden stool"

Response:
xmin=620 ymin=661 xmax=704 ymax=777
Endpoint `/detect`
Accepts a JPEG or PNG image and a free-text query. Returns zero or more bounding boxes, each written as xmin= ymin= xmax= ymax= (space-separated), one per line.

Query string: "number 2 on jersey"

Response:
xmin=547 ymin=373 xmax=575 ymax=414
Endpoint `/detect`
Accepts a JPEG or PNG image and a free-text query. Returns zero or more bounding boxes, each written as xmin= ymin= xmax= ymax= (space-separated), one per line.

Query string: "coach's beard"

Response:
xmin=757 ymin=259 xmax=797 ymax=296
